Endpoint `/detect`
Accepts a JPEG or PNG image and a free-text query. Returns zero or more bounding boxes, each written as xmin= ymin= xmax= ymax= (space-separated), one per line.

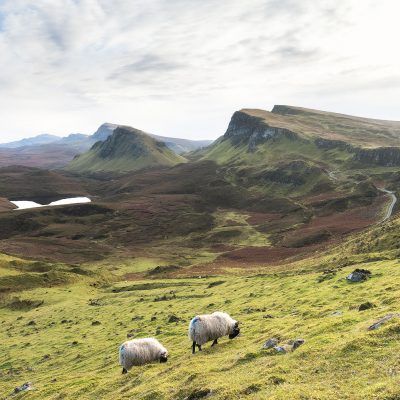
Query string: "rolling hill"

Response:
xmin=0 ymin=134 xmax=60 ymax=148
xmin=67 ymin=126 xmax=187 ymax=173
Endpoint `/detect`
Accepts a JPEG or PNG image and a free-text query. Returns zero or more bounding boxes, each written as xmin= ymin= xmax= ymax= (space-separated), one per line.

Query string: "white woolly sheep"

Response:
xmin=188 ymin=311 xmax=240 ymax=354
xmin=119 ymin=338 xmax=168 ymax=374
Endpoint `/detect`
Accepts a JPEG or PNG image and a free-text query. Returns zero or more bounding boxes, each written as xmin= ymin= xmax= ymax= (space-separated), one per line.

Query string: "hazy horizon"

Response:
xmin=1 ymin=0 xmax=399 ymax=142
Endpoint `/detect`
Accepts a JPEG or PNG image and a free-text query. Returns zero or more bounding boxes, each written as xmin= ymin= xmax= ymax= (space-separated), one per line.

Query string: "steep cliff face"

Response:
xmin=353 ymin=147 xmax=400 ymax=166
xmin=224 ymin=111 xmax=298 ymax=152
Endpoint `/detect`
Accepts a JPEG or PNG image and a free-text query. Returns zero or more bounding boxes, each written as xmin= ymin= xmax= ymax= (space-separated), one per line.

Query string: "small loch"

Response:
xmin=10 ymin=197 xmax=91 ymax=210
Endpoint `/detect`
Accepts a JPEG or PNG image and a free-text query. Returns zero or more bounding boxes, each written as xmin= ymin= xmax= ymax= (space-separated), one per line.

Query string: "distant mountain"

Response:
xmin=92 ymin=123 xmax=119 ymax=141
xmin=92 ymin=123 xmax=212 ymax=154
xmin=148 ymin=134 xmax=212 ymax=154
xmin=67 ymin=126 xmax=187 ymax=173
xmin=0 ymin=134 xmax=60 ymax=148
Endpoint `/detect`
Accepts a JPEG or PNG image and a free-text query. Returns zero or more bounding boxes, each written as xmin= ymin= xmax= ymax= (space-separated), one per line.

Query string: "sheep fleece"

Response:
xmin=189 ymin=312 xmax=237 ymax=345
xmin=119 ymin=338 xmax=167 ymax=370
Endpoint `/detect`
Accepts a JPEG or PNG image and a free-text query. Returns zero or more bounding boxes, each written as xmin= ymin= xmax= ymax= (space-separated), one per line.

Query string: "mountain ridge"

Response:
xmin=67 ymin=126 xmax=187 ymax=173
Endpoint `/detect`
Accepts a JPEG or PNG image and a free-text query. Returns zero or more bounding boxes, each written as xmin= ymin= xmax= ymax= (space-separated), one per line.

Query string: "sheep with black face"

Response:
xmin=119 ymin=338 xmax=168 ymax=374
xmin=188 ymin=311 xmax=240 ymax=354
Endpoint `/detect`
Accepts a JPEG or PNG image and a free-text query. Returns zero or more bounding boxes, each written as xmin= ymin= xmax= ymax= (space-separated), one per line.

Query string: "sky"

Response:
xmin=0 ymin=0 xmax=399 ymax=142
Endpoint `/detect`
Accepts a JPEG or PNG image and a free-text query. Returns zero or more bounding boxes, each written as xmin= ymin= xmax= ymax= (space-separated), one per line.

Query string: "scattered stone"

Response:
xmin=346 ymin=269 xmax=371 ymax=282
xmin=331 ymin=311 xmax=343 ymax=316
xmin=26 ymin=320 xmax=36 ymax=326
xmin=168 ymin=315 xmax=181 ymax=323
xmin=14 ymin=382 xmax=33 ymax=393
xmin=273 ymin=345 xmax=292 ymax=353
xmin=61 ymin=319 xmax=68 ymax=324
xmin=151 ymin=316 xmax=157 ymax=321
xmin=262 ymin=338 xmax=279 ymax=349
xmin=273 ymin=339 xmax=305 ymax=353
xmin=368 ymin=314 xmax=400 ymax=330
xmin=131 ymin=316 xmax=144 ymax=321
xmin=91 ymin=321 xmax=101 ymax=326
xmin=71 ymin=341 xmax=79 ymax=346
xmin=88 ymin=299 xmax=101 ymax=306
xmin=358 ymin=302 xmax=375 ymax=311
xmin=288 ymin=338 xmax=305 ymax=350
xmin=263 ymin=314 xmax=274 ymax=319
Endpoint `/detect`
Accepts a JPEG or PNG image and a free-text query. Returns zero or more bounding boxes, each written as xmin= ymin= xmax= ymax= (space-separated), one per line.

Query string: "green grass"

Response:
xmin=2 ymin=253 xmax=400 ymax=399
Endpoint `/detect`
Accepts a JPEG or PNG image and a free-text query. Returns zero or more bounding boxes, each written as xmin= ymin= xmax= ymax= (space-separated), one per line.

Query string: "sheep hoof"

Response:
xmin=122 ymin=368 xmax=128 ymax=374
xmin=211 ymin=339 xmax=218 ymax=347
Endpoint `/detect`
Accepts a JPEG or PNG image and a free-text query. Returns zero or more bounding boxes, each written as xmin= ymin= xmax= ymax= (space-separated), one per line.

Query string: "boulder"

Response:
xmin=262 ymin=338 xmax=279 ymax=349
xmin=346 ymin=269 xmax=371 ymax=282
xmin=14 ymin=382 xmax=33 ymax=393
xmin=368 ymin=314 xmax=400 ymax=330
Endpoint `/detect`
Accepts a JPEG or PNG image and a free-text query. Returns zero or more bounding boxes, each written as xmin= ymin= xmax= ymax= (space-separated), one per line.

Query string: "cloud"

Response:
xmin=0 ymin=0 xmax=399 ymax=142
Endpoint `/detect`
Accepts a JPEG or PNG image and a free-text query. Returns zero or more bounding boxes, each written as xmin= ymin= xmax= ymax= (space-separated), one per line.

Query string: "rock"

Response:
xmin=358 ymin=302 xmax=375 ymax=311
xmin=91 ymin=320 xmax=101 ymax=326
xmin=288 ymin=338 xmax=305 ymax=350
xmin=274 ymin=339 xmax=305 ymax=353
xmin=274 ymin=345 xmax=292 ymax=353
xmin=262 ymin=338 xmax=279 ymax=349
xmin=26 ymin=320 xmax=36 ymax=326
xmin=150 ymin=316 xmax=157 ymax=321
xmin=346 ymin=269 xmax=371 ymax=282
xmin=167 ymin=315 xmax=180 ymax=323
xmin=368 ymin=314 xmax=400 ymax=330
xmin=131 ymin=316 xmax=144 ymax=321
xmin=331 ymin=311 xmax=343 ymax=316
xmin=14 ymin=382 xmax=33 ymax=393
xmin=263 ymin=314 xmax=274 ymax=319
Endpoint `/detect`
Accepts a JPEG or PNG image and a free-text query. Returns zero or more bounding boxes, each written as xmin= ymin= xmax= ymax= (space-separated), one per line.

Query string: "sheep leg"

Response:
xmin=192 ymin=341 xmax=196 ymax=354
xmin=122 ymin=368 xmax=128 ymax=374
xmin=197 ymin=344 xmax=202 ymax=351
xmin=211 ymin=339 xmax=218 ymax=347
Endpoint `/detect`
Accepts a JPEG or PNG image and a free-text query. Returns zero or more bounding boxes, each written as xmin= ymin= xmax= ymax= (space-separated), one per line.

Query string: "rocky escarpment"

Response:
xmin=314 ymin=138 xmax=353 ymax=151
xmin=224 ymin=111 xmax=298 ymax=152
xmin=353 ymin=147 xmax=400 ymax=167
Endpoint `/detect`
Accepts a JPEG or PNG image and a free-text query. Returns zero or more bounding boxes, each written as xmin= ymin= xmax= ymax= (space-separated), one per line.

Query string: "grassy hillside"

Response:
xmin=68 ymin=126 xmax=186 ymax=173
xmin=2 ymin=224 xmax=400 ymax=399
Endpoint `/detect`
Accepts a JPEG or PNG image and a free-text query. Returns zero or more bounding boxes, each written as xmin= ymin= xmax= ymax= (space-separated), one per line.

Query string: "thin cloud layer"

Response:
xmin=0 ymin=0 xmax=399 ymax=141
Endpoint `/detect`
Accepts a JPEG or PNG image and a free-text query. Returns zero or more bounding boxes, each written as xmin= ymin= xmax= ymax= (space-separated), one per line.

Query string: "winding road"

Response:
xmin=326 ymin=170 xmax=397 ymax=223
xmin=377 ymin=188 xmax=397 ymax=222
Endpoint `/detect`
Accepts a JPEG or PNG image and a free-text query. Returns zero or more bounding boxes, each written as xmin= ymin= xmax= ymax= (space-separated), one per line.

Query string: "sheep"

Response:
xmin=188 ymin=311 xmax=240 ymax=354
xmin=119 ymin=338 xmax=168 ymax=374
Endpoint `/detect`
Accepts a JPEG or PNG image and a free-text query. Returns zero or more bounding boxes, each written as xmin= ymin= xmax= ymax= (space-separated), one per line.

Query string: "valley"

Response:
xmin=1 ymin=106 xmax=400 ymax=399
